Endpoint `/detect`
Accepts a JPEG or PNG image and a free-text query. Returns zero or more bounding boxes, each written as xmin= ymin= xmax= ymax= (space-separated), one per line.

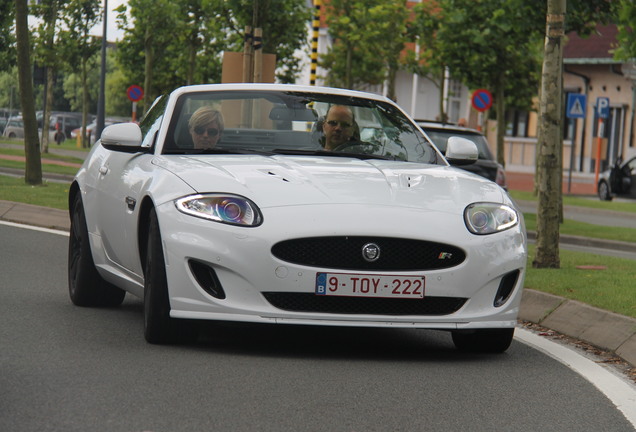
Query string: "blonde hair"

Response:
xmin=189 ymin=106 xmax=224 ymax=132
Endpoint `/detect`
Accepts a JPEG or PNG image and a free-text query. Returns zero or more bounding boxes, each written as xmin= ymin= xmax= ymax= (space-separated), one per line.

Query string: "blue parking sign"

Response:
xmin=566 ymin=94 xmax=586 ymax=119
xmin=596 ymin=97 xmax=610 ymax=119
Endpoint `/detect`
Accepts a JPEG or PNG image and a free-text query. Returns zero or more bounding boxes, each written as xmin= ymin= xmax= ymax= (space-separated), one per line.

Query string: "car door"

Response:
xmin=93 ymin=109 xmax=166 ymax=276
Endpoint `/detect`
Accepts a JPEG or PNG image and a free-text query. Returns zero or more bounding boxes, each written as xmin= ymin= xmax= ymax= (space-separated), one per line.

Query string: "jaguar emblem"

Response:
xmin=362 ymin=243 xmax=381 ymax=262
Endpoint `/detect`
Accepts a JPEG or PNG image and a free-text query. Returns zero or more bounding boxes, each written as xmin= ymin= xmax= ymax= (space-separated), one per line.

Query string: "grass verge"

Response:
xmin=509 ymin=189 xmax=636 ymax=214
xmin=525 ymin=244 xmax=636 ymax=318
xmin=0 ymin=175 xmax=69 ymax=210
xmin=523 ymin=213 xmax=636 ymax=243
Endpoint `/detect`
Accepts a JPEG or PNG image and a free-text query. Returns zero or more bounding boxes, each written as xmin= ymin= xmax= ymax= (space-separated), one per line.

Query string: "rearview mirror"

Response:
xmin=100 ymin=123 xmax=144 ymax=152
xmin=445 ymin=136 xmax=478 ymax=166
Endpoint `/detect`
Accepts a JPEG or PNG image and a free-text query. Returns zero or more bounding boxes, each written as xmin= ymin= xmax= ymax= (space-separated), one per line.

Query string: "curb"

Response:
xmin=527 ymin=231 xmax=636 ymax=254
xmin=519 ymin=289 xmax=636 ymax=367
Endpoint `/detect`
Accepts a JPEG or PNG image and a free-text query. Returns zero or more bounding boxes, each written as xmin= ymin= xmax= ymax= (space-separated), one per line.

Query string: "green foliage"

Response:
xmin=115 ymin=0 xmax=311 ymax=105
xmin=436 ymin=0 xmax=541 ymax=107
xmin=0 ymin=68 xmax=19 ymax=108
xmin=320 ymin=0 xmax=410 ymax=91
xmin=223 ymin=0 xmax=312 ymax=83
xmin=614 ymin=0 xmax=636 ymax=61
xmin=0 ymin=0 xmax=15 ymax=70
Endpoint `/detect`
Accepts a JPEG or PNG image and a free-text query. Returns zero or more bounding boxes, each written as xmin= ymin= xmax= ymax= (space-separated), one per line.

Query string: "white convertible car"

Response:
xmin=68 ymin=84 xmax=526 ymax=351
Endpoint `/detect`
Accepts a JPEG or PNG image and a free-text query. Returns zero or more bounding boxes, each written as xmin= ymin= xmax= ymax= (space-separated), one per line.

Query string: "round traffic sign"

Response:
xmin=471 ymin=89 xmax=493 ymax=112
xmin=127 ymin=85 xmax=144 ymax=102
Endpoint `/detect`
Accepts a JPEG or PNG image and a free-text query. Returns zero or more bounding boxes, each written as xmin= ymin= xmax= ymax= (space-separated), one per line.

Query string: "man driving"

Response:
xmin=322 ymin=105 xmax=356 ymax=150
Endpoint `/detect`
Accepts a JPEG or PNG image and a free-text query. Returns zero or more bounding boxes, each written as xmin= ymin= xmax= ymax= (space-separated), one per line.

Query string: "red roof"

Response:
xmin=564 ymin=24 xmax=619 ymax=60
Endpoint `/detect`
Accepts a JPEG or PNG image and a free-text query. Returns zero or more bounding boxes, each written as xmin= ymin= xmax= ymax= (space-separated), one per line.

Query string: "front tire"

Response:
xmin=68 ymin=194 xmax=126 ymax=307
xmin=144 ymin=208 xmax=198 ymax=344
xmin=598 ymin=181 xmax=612 ymax=201
xmin=452 ymin=328 xmax=514 ymax=353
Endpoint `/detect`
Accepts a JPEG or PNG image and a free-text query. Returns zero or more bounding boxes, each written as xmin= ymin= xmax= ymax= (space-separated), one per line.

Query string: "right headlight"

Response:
xmin=464 ymin=202 xmax=518 ymax=235
xmin=175 ymin=194 xmax=263 ymax=227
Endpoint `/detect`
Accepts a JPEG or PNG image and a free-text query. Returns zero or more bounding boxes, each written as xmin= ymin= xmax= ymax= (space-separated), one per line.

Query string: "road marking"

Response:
xmin=516 ymin=328 xmax=636 ymax=428
xmin=0 ymin=220 xmax=69 ymax=237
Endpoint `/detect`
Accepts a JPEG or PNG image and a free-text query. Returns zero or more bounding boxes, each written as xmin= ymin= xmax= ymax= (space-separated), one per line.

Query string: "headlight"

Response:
xmin=464 ymin=203 xmax=518 ymax=235
xmin=175 ymin=194 xmax=262 ymax=226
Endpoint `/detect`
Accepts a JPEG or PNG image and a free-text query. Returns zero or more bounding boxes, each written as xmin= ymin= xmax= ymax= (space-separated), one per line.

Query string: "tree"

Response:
xmin=0 ymin=0 xmax=15 ymax=71
xmin=15 ymin=0 xmax=42 ymax=185
xmin=115 ymin=0 xmax=310 ymax=108
xmin=405 ymin=1 xmax=448 ymax=118
xmin=614 ymin=0 xmax=636 ymax=61
xmin=32 ymin=0 xmax=68 ymax=154
xmin=533 ymin=0 xmax=565 ymax=269
xmin=115 ymin=0 xmax=179 ymax=112
xmin=435 ymin=0 xmax=542 ymax=167
xmin=319 ymin=0 xmax=392 ymax=89
xmin=221 ymin=0 xmax=311 ymax=84
xmin=60 ymin=0 xmax=101 ymax=148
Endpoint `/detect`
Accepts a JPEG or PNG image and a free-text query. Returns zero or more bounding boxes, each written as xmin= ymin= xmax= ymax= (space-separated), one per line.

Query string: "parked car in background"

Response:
xmin=68 ymin=83 xmax=526 ymax=352
xmin=597 ymin=149 xmax=636 ymax=200
xmin=71 ymin=117 xmax=129 ymax=145
xmin=36 ymin=112 xmax=91 ymax=144
xmin=1 ymin=109 xmax=20 ymax=135
xmin=2 ymin=117 xmax=25 ymax=138
xmin=417 ymin=121 xmax=507 ymax=189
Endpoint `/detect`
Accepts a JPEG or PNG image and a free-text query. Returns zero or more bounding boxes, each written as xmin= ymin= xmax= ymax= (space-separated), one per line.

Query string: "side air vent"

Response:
xmin=188 ymin=260 xmax=226 ymax=299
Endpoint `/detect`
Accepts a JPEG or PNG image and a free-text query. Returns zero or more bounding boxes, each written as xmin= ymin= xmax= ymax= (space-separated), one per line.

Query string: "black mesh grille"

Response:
xmin=271 ymin=236 xmax=465 ymax=271
xmin=263 ymin=292 xmax=467 ymax=316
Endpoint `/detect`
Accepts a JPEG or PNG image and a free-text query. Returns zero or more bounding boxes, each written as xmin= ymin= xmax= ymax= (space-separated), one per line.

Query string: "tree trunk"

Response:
xmin=81 ymin=58 xmax=89 ymax=148
xmin=345 ymin=42 xmax=353 ymax=89
xmin=438 ymin=67 xmax=446 ymax=121
xmin=533 ymin=0 xmax=565 ymax=269
xmin=496 ymin=73 xmax=506 ymax=167
xmin=143 ymin=27 xmax=154 ymax=115
xmin=15 ymin=0 xmax=42 ymax=185
xmin=42 ymin=67 xmax=55 ymax=154
xmin=41 ymin=0 xmax=58 ymax=155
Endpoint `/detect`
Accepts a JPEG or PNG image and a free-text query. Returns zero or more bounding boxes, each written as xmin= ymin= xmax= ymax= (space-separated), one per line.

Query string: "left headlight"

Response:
xmin=464 ymin=202 xmax=518 ymax=235
xmin=175 ymin=194 xmax=263 ymax=226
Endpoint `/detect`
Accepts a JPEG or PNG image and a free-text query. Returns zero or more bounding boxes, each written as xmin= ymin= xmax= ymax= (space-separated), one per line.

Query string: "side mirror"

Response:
xmin=100 ymin=122 xmax=144 ymax=152
xmin=445 ymin=136 xmax=478 ymax=166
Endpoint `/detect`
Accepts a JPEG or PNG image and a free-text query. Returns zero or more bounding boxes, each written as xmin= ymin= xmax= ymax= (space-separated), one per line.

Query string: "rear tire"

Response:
xmin=452 ymin=328 xmax=514 ymax=353
xmin=598 ymin=181 xmax=612 ymax=201
xmin=68 ymin=194 xmax=126 ymax=307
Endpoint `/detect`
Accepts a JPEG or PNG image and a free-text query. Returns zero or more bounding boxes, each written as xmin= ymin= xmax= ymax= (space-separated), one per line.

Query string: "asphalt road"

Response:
xmin=2 ymin=224 xmax=634 ymax=432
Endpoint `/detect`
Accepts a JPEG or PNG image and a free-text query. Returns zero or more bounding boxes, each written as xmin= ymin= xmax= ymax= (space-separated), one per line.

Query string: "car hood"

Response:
xmin=153 ymin=155 xmax=506 ymax=212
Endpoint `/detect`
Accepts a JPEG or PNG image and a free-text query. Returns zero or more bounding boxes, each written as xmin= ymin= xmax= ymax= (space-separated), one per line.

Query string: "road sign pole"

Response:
xmin=567 ymin=119 xmax=577 ymax=194
xmin=594 ymin=117 xmax=604 ymax=191
xmin=132 ymin=102 xmax=137 ymax=123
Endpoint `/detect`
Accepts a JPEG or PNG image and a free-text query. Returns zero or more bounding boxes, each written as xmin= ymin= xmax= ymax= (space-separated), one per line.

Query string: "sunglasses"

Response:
xmin=194 ymin=126 xmax=220 ymax=137
xmin=326 ymin=120 xmax=353 ymax=128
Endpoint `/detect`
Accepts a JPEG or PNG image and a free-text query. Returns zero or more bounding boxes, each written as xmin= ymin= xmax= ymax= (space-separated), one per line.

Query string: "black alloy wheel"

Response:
xmin=68 ymin=194 xmax=126 ymax=307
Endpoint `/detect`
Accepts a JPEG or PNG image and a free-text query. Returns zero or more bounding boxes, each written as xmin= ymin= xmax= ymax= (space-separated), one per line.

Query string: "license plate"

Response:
xmin=316 ymin=273 xmax=425 ymax=299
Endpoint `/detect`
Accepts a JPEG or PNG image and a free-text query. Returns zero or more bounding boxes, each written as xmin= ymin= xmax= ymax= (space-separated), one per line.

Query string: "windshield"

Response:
xmin=161 ymin=90 xmax=442 ymax=164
